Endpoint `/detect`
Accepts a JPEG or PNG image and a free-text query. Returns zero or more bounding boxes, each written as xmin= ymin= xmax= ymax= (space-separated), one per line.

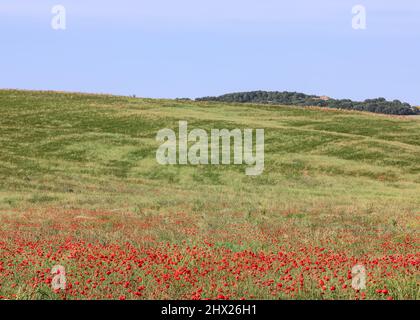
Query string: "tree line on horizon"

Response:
xmin=195 ymin=91 xmax=419 ymax=115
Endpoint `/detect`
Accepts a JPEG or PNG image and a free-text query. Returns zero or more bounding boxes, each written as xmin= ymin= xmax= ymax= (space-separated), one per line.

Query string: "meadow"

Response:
xmin=0 ymin=89 xmax=418 ymax=300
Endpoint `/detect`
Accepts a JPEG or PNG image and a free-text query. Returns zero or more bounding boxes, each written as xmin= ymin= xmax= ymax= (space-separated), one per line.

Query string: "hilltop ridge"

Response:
xmin=196 ymin=91 xmax=419 ymax=116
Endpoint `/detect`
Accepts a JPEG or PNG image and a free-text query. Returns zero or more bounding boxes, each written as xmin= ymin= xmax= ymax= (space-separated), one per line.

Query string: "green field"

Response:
xmin=0 ymin=89 xmax=418 ymax=300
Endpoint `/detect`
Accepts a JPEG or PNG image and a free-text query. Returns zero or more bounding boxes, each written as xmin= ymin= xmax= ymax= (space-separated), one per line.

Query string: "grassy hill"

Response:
xmin=0 ymin=89 xmax=419 ymax=300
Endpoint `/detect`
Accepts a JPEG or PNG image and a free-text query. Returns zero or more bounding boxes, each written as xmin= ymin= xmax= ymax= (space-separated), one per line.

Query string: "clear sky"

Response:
xmin=1 ymin=0 xmax=419 ymax=104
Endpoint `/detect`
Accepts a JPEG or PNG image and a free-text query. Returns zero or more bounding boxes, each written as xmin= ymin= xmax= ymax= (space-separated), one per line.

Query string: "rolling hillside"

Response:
xmin=0 ymin=90 xmax=419 ymax=300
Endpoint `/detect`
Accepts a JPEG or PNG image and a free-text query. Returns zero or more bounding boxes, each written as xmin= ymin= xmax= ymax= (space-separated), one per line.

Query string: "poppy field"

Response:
xmin=0 ymin=90 xmax=419 ymax=300
xmin=0 ymin=209 xmax=418 ymax=300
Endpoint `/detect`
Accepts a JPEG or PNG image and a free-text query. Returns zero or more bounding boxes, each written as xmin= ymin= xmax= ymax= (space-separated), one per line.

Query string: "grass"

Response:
xmin=0 ymin=89 xmax=418 ymax=300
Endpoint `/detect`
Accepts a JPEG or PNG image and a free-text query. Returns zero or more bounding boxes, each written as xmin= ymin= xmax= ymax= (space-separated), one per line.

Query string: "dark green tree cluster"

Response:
xmin=196 ymin=91 xmax=419 ymax=115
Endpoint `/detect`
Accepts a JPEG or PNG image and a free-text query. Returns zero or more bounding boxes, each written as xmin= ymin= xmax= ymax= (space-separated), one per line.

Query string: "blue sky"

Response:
xmin=1 ymin=0 xmax=419 ymax=104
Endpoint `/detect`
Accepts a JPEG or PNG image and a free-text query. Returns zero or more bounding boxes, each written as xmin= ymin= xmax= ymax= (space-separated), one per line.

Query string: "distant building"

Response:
xmin=312 ymin=95 xmax=331 ymax=102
